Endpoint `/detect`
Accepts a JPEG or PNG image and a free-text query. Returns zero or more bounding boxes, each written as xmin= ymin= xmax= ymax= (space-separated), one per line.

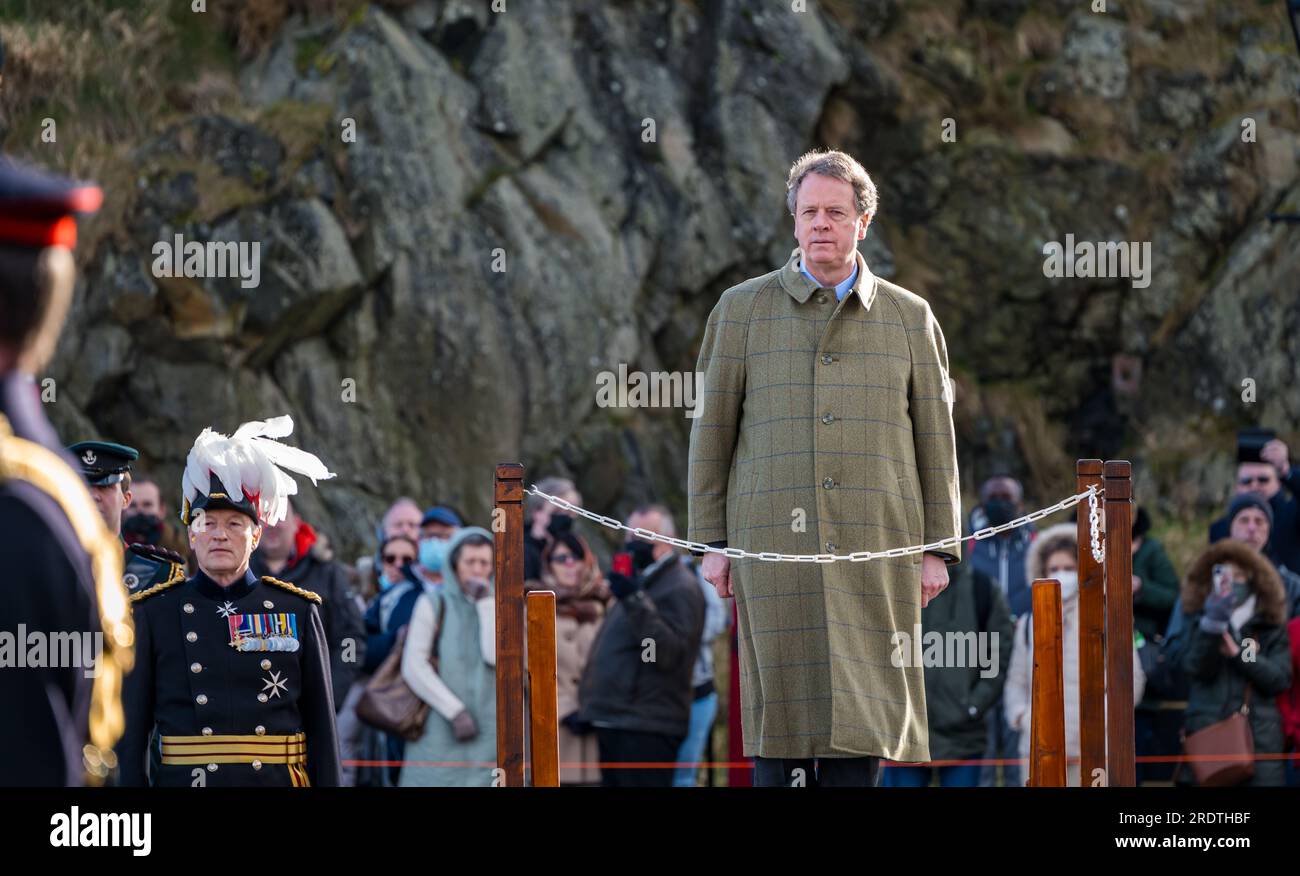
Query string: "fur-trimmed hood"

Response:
xmin=1181 ymin=539 xmax=1287 ymax=626
xmin=1024 ymin=522 xmax=1079 ymax=584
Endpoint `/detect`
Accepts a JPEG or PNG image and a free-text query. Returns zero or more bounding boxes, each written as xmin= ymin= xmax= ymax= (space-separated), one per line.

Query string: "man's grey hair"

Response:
xmin=382 ymin=497 xmax=420 ymax=527
xmin=785 ymin=149 xmax=878 ymax=218
xmin=526 ymin=476 xmax=578 ymax=518
xmin=628 ymin=503 xmax=677 ymax=539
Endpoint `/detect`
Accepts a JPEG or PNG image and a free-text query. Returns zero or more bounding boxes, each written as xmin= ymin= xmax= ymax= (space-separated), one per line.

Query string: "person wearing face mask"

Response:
xmin=528 ymin=518 xmax=610 ymax=785
xmin=355 ymin=534 xmax=423 ymax=786
xmin=577 ymin=505 xmax=705 ymax=787
xmin=1003 ymin=523 xmax=1146 ymax=786
xmin=1177 ymin=540 xmax=1293 ymax=786
xmin=968 ymin=475 xmax=1035 ymax=787
xmin=408 ymin=505 xmax=461 ymax=589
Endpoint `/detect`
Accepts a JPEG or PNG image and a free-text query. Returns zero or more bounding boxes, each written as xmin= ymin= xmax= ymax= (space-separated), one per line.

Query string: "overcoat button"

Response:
xmin=195 ymin=694 xmax=208 ymax=705
xmin=261 ymin=659 xmax=272 ymax=670
xmin=258 ymin=693 xmax=269 ymax=703
xmin=207 ymin=763 xmax=218 ymax=772
xmin=186 ymin=632 xmax=198 ymax=642
xmin=190 ymin=663 xmax=202 ymax=674
xmin=183 ymin=603 xmax=195 ymax=614
xmin=823 ymin=477 xmax=834 ymax=489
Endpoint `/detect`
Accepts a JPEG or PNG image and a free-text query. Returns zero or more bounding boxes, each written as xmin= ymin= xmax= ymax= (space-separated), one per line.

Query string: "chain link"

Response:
xmin=1088 ymin=486 xmax=1105 ymax=564
xmin=523 ymin=483 xmax=1107 ymax=564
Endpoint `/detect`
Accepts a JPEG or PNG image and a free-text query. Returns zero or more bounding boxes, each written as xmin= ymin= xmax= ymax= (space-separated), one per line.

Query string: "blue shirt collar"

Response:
xmin=801 ymin=259 xmax=859 ymax=301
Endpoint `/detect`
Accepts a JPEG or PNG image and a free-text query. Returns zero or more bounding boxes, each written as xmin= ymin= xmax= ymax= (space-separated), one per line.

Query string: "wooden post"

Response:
xmin=1076 ymin=460 xmax=1106 ymax=786
xmin=1103 ymin=460 xmax=1136 ymax=787
xmin=526 ymin=590 xmax=559 ymax=787
xmin=494 ymin=463 xmax=526 ymax=786
xmin=1028 ymin=578 xmax=1067 ymax=787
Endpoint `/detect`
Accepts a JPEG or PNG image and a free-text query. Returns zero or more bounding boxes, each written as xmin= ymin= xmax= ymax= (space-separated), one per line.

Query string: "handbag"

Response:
xmin=1180 ymin=685 xmax=1254 ymax=787
xmin=356 ymin=593 xmax=445 ymax=741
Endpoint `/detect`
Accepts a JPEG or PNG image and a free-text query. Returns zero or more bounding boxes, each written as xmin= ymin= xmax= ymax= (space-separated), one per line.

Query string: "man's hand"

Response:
xmin=1219 ymin=631 xmax=1241 ymax=659
xmin=1261 ymin=438 xmax=1291 ymax=477
xmin=463 ymin=578 xmax=491 ymax=601
xmin=1132 ymin=574 xmax=1142 ymax=595
xmin=921 ymin=553 xmax=949 ymax=608
xmin=702 ymin=553 xmax=733 ymax=598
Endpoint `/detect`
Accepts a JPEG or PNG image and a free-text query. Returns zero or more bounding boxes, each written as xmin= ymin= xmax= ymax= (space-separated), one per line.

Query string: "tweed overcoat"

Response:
xmin=687 ymin=246 xmax=961 ymax=761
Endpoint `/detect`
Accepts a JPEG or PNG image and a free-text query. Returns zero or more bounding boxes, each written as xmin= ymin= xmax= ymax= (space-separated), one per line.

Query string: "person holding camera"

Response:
xmin=1178 ymin=539 xmax=1293 ymax=786
xmin=577 ymin=505 xmax=704 ymax=787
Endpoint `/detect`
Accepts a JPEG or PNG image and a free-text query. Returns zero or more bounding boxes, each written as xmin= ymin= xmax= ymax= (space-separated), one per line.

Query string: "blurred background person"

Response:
xmin=578 ymin=505 xmax=704 ymax=787
xmin=967 ymin=474 xmax=1035 ymax=786
xmin=356 ymin=532 xmax=423 ymax=786
xmin=400 ymin=527 xmax=496 ymax=786
xmin=674 ymin=541 xmax=731 ymax=787
xmin=1004 ymin=523 xmax=1145 ymax=786
xmin=528 ymin=515 xmax=610 ymax=786
xmin=124 ymin=473 xmax=191 ymax=560
xmin=881 ymin=561 xmax=1012 ymax=787
xmin=1178 ymin=539 xmax=1292 ymax=786
xmin=1209 ymin=430 xmax=1300 ymax=574
xmin=524 ymin=476 xmax=581 ymax=581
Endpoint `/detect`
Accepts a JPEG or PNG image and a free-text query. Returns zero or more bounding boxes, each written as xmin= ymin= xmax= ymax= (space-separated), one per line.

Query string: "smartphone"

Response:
xmin=612 ymin=551 xmax=633 ymax=578
xmin=1211 ymin=564 xmax=1233 ymax=597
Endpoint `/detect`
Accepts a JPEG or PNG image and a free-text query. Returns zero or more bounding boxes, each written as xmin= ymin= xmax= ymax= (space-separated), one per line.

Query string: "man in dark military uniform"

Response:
xmin=68 ymin=439 xmax=185 ymax=593
xmin=118 ymin=416 xmax=341 ymax=786
xmin=0 ymin=155 xmax=134 ymax=786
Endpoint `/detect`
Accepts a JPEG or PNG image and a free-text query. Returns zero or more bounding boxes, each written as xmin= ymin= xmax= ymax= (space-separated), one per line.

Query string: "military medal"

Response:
xmin=227 ymin=612 xmax=300 ymax=652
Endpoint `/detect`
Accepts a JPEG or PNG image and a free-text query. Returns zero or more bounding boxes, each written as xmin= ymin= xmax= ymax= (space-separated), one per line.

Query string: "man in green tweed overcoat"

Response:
xmin=687 ymin=149 xmax=962 ymax=787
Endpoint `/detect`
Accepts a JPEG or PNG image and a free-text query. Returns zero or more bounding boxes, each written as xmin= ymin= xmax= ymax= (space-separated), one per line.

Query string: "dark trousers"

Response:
xmin=597 ymin=728 xmax=684 ymax=787
xmin=752 ymin=755 xmax=881 ymax=787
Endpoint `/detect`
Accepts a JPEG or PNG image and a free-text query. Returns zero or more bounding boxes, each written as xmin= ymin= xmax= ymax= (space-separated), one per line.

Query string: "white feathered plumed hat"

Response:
xmin=179 ymin=415 xmax=334 ymax=527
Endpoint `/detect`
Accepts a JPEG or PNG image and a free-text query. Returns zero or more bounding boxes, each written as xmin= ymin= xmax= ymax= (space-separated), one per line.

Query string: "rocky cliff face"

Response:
xmin=22 ymin=0 xmax=1300 ymax=566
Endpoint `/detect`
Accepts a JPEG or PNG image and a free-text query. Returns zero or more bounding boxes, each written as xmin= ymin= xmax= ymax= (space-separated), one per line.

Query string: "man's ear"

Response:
xmin=121 ymin=488 xmax=132 ymax=509
xmin=857 ymin=214 xmax=871 ymax=239
xmin=251 ymin=525 xmax=262 ymax=549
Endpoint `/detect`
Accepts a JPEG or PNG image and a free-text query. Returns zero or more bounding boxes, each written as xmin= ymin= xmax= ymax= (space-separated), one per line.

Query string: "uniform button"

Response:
xmin=260 ymin=659 xmax=272 ymax=670
xmin=258 ymin=693 xmax=269 ymax=703
xmin=202 ymin=727 xmax=213 ymax=736
xmin=252 ymin=760 xmax=263 ymax=770
xmin=190 ymin=662 xmax=202 ymax=674
xmin=821 ymin=413 xmax=834 ymax=424
xmin=207 ymin=763 xmax=218 ymax=772
xmin=195 ymin=694 xmax=208 ymax=705
xmin=821 ymin=354 xmax=833 ymax=365
xmin=823 ymin=477 xmax=835 ymax=489
xmin=817 ymin=295 xmax=828 ymax=304
xmin=186 ymin=632 xmax=198 ymax=643
xmin=826 ymin=541 xmax=837 ymax=551
xmin=183 ymin=603 xmax=195 ymax=614
xmin=255 ymin=725 xmax=266 ymax=736
xmin=263 ymin=600 xmax=274 ymax=609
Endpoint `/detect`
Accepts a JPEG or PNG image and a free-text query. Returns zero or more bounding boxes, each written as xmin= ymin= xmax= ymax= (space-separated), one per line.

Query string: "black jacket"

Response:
xmin=0 ymin=374 xmax=101 ymax=786
xmin=1180 ymin=540 xmax=1293 ymax=786
xmin=578 ymin=553 xmax=705 ymax=738
xmin=251 ymin=548 xmax=366 ymax=709
xmin=119 ymin=569 xmax=341 ymax=787
xmin=919 ymin=565 xmax=1014 ymax=761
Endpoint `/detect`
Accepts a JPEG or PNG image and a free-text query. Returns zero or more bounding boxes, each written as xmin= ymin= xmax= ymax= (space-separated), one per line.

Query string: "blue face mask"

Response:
xmin=378 ymin=572 xmax=398 ymax=592
xmin=419 ymin=536 xmax=451 ymax=573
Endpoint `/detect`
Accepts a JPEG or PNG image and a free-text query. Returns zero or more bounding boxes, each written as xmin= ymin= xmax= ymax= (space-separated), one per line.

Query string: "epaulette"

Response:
xmin=130 ymin=565 xmax=185 ymax=603
xmin=127 ymin=542 xmax=187 ymax=565
xmin=261 ymin=575 xmax=322 ymax=604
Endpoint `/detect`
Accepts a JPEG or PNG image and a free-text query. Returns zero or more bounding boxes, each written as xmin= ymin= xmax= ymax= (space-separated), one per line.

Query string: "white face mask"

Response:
xmin=1052 ymin=570 xmax=1078 ymax=602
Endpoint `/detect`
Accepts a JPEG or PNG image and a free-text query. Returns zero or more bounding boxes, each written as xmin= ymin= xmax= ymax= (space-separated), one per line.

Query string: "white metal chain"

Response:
xmin=524 ymin=483 xmax=1106 ymax=564
xmin=1088 ymin=485 xmax=1105 ymax=564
